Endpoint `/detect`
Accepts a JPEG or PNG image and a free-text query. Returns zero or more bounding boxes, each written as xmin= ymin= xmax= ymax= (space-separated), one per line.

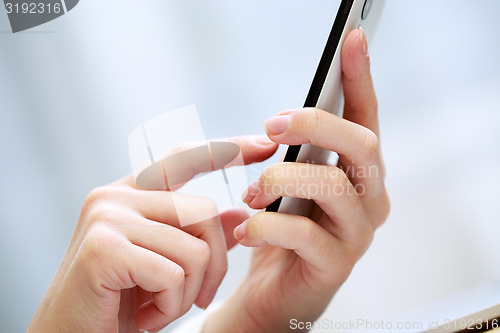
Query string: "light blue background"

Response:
xmin=1 ymin=1 xmax=500 ymax=331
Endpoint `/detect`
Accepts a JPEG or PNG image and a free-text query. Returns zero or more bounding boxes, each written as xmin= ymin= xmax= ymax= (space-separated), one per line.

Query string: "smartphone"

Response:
xmin=266 ymin=0 xmax=385 ymax=215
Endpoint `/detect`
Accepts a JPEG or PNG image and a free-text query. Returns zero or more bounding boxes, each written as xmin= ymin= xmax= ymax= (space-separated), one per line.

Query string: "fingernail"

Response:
xmin=265 ymin=115 xmax=290 ymax=136
xmin=359 ymin=27 xmax=369 ymax=56
xmin=252 ymin=135 xmax=276 ymax=146
xmin=234 ymin=221 xmax=247 ymax=241
xmin=241 ymin=181 xmax=258 ymax=204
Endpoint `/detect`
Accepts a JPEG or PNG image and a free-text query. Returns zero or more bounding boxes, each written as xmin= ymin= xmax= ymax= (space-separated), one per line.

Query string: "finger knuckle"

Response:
xmin=169 ymin=265 xmax=185 ymax=288
xmin=198 ymin=196 xmax=218 ymax=218
xmin=249 ymin=212 xmax=266 ymax=239
xmin=80 ymin=225 xmax=121 ymax=265
xmin=326 ymin=167 xmax=349 ymax=192
xmin=85 ymin=205 xmax=112 ymax=225
xmin=159 ymin=307 xmax=178 ymax=323
xmin=336 ymin=167 xmax=349 ymax=185
xmin=192 ymin=239 xmax=211 ymax=267
xmin=187 ymin=196 xmax=219 ymax=226
xmin=212 ymin=256 xmax=229 ymax=278
xmin=259 ymin=164 xmax=283 ymax=196
xmin=361 ymin=128 xmax=380 ymax=161
xmin=301 ymin=220 xmax=318 ymax=246
xmin=84 ymin=201 xmax=129 ymax=230
xmin=82 ymin=186 xmax=124 ymax=218
xmin=303 ymin=108 xmax=321 ymax=132
xmin=261 ymin=164 xmax=280 ymax=184
xmin=84 ymin=186 xmax=115 ymax=207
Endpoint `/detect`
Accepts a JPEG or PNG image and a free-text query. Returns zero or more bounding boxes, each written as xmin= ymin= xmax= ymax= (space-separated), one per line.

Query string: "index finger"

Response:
xmin=118 ymin=135 xmax=278 ymax=190
xmin=341 ymin=28 xmax=379 ymax=137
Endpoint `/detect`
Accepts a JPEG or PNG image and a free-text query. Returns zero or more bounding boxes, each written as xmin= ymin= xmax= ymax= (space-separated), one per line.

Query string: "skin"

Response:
xmin=203 ymin=28 xmax=390 ymax=333
xmin=27 ymin=136 xmax=279 ymax=333
xmin=28 ymin=28 xmax=389 ymax=333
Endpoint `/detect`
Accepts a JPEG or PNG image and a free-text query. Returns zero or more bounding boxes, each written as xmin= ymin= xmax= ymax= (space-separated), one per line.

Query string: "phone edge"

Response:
xmin=266 ymin=0 xmax=355 ymax=213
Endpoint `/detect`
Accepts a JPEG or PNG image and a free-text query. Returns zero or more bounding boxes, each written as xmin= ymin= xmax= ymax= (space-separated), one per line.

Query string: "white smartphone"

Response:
xmin=266 ymin=0 xmax=385 ymax=215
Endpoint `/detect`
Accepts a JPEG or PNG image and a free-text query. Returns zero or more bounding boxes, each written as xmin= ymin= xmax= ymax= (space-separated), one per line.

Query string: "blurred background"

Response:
xmin=1 ymin=1 xmax=500 ymax=331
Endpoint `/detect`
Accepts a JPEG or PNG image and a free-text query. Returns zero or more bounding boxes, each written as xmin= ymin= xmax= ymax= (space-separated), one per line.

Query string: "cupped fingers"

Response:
xmin=264 ymin=107 xmax=388 ymax=225
xmin=115 ymin=191 xmax=228 ymax=310
xmin=134 ymin=262 xmax=185 ymax=331
xmin=77 ymin=225 xmax=186 ymax=331
xmin=118 ymin=215 xmax=211 ymax=315
xmin=81 ymin=186 xmax=229 ymax=310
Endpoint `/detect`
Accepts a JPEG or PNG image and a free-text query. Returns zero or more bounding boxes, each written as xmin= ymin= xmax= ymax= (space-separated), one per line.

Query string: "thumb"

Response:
xmin=341 ymin=28 xmax=380 ymax=137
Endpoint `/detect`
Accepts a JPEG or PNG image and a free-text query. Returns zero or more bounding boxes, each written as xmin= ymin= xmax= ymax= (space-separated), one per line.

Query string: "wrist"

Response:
xmin=202 ymin=280 xmax=290 ymax=333
xmin=203 ymin=294 xmax=255 ymax=333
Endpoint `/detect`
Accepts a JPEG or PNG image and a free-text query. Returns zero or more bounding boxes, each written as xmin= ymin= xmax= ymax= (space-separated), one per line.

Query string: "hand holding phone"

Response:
xmin=266 ymin=0 xmax=385 ymax=215
xmin=206 ymin=5 xmax=390 ymax=331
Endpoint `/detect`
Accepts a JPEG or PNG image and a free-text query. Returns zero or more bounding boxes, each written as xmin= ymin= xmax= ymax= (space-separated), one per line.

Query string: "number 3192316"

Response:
xmin=5 ymin=2 xmax=62 ymax=14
